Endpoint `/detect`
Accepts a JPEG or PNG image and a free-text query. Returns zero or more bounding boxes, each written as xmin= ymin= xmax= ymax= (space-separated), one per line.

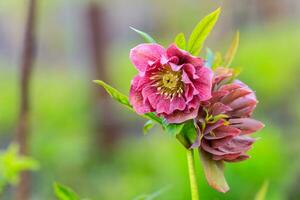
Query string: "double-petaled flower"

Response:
xmin=129 ymin=44 xmax=213 ymax=123
xmin=193 ymin=67 xmax=264 ymax=162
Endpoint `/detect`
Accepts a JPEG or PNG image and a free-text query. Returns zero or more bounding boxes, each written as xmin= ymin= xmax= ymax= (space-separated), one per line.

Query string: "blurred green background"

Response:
xmin=0 ymin=0 xmax=300 ymax=199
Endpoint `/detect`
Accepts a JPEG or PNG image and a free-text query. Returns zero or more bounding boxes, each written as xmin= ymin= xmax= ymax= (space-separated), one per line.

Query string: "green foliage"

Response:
xmin=143 ymin=120 xmax=155 ymax=135
xmin=174 ymin=33 xmax=186 ymax=50
xmin=130 ymin=27 xmax=157 ymax=43
xmin=132 ymin=185 xmax=171 ymax=200
xmin=187 ymin=8 xmax=221 ymax=56
xmin=54 ymin=182 xmax=81 ymax=200
xmin=199 ymin=150 xmax=229 ymax=193
xmin=93 ymin=80 xmax=161 ymax=124
xmin=224 ymin=31 xmax=240 ymax=67
xmin=254 ymin=181 xmax=269 ymax=200
xmin=162 ymin=120 xmax=185 ymax=137
xmin=0 ymin=143 xmax=39 ymax=191
xmin=93 ymin=80 xmax=132 ymax=110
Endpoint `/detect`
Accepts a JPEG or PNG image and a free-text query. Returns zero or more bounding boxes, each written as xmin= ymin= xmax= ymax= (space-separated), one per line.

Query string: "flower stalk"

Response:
xmin=187 ymin=149 xmax=199 ymax=200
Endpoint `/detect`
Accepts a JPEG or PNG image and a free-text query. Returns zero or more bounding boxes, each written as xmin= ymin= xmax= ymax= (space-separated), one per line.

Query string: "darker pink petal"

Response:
xmin=164 ymin=106 xmax=199 ymax=124
xmin=198 ymin=67 xmax=264 ymax=162
xmin=229 ymin=118 xmax=265 ymax=134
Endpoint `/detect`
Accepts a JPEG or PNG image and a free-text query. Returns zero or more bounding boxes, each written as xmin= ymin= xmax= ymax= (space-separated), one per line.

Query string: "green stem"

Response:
xmin=186 ymin=149 xmax=199 ymax=200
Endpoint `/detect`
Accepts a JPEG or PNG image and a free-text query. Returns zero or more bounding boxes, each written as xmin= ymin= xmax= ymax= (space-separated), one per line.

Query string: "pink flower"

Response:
xmin=129 ymin=44 xmax=213 ymax=123
xmin=194 ymin=67 xmax=264 ymax=162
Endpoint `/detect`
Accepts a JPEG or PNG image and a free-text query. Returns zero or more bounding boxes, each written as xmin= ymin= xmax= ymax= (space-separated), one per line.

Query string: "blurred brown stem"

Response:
xmin=15 ymin=0 xmax=37 ymax=199
xmin=86 ymin=2 xmax=121 ymax=153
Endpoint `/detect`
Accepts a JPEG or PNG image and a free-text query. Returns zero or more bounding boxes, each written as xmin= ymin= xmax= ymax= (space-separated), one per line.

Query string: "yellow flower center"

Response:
xmin=150 ymin=66 xmax=184 ymax=99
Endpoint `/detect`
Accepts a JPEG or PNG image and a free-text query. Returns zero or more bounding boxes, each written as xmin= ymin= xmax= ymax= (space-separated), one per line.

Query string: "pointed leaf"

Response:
xmin=54 ymin=182 xmax=80 ymax=200
xmin=130 ymin=27 xmax=157 ymax=43
xmin=224 ymin=31 xmax=240 ymax=67
xmin=199 ymin=149 xmax=229 ymax=193
xmin=254 ymin=181 xmax=269 ymax=200
xmin=174 ymin=32 xmax=186 ymax=50
xmin=93 ymin=80 xmax=132 ymax=109
xmin=187 ymin=8 xmax=221 ymax=56
xmin=93 ymin=80 xmax=162 ymax=124
xmin=143 ymin=120 xmax=155 ymax=135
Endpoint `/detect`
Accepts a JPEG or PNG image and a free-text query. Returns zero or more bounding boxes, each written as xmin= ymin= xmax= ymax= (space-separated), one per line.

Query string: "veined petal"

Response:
xmin=194 ymin=66 xmax=213 ymax=101
xmin=229 ymin=118 xmax=265 ymax=134
xmin=130 ymin=44 xmax=165 ymax=75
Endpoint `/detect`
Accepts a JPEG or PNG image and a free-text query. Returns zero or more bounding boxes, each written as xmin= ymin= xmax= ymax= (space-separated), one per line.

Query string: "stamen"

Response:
xmin=150 ymin=65 xmax=184 ymax=99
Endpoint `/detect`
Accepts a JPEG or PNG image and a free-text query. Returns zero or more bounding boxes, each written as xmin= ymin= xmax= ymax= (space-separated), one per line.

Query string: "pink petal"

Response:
xmin=221 ymin=88 xmax=253 ymax=104
xmin=156 ymin=97 xmax=172 ymax=114
xmin=129 ymin=86 xmax=153 ymax=114
xmin=164 ymin=106 xmax=199 ymax=123
xmin=211 ymin=102 xmax=232 ymax=116
xmin=227 ymin=96 xmax=257 ymax=111
xmin=204 ymin=125 xmax=241 ymax=140
xmin=213 ymin=153 xmax=249 ymax=162
xmin=130 ymin=44 xmax=165 ymax=75
xmin=219 ymin=83 xmax=241 ymax=93
xmin=201 ymin=140 xmax=227 ymax=156
xmin=229 ymin=118 xmax=265 ymax=134
xmin=166 ymin=44 xmax=203 ymax=67
xmin=204 ymin=120 xmax=226 ymax=135
xmin=170 ymin=96 xmax=186 ymax=112
xmin=225 ymin=154 xmax=250 ymax=162
xmin=215 ymin=136 xmax=255 ymax=153
xmin=193 ymin=66 xmax=213 ymax=101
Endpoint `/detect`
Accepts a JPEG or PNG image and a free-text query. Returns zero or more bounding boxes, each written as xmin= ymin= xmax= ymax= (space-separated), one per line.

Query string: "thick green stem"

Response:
xmin=186 ymin=149 xmax=199 ymax=200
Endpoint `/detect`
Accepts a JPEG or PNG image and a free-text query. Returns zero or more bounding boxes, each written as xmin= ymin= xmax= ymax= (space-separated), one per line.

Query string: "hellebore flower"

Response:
xmin=194 ymin=67 xmax=264 ymax=162
xmin=129 ymin=44 xmax=213 ymax=123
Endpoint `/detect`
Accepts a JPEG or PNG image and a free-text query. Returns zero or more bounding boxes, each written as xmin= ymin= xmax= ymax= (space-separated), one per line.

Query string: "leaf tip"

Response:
xmin=93 ymin=80 xmax=103 ymax=85
xmin=129 ymin=26 xmax=136 ymax=32
xmin=216 ymin=7 xmax=222 ymax=13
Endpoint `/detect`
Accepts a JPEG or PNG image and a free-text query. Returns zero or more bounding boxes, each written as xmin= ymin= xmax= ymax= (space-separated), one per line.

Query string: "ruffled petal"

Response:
xmin=129 ymin=85 xmax=153 ymax=114
xmin=130 ymin=44 xmax=165 ymax=75
xmin=164 ymin=106 xmax=199 ymax=123
xmin=193 ymin=66 xmax=213 ymax=101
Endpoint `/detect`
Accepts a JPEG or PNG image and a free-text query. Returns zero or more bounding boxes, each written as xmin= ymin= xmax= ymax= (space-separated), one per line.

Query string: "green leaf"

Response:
xmin=187 ymin=8 xmax=221 ymax=56
xmin=132 ymin=185 xmax=171 ymax=200
xmin=223 ymin=31 xmax=240 ymax=67
xmin=144 ymin=113 xmax=162 ymax=125
xmin=130 ymin=27 xmax=157 ymax=43
xmin=143 ymin=120 xmax=155 ymax=135
xmin=0 ymin=143 xmax=39 ymax=191
xmin=174 ymin=33 xmax=186 ymax=50
xmin=93 ymin=80 xmax=162 ymax=124
xmin=162 ymin=120 xmax=185 ymax=137
xmin=254 ymin=181 xmax=269 ymax=200
xmin=54 ymin=182 xmax=80 ymax=200
xmin=199 ymin=149 xmax=229 ymax=193
xmin=93 ymin=80 xmax=132 ymax=110
xmin=172 ymin=120 xmax=197 ymax=149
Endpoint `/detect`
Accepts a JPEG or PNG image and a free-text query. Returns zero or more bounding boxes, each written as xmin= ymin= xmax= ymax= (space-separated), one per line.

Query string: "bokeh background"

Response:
xmin=0 ymin=0 xmax=300 ymax=199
